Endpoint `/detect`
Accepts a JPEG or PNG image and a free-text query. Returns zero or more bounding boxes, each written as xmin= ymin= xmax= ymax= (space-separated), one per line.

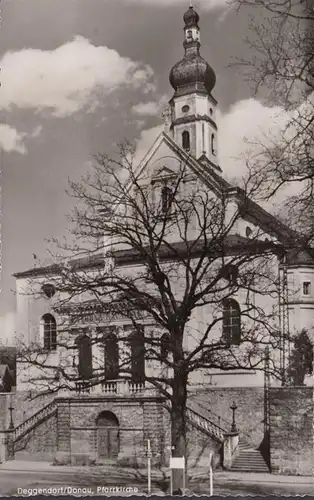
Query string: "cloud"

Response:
xmin=217 ymin=99 xmax=289 ymax=181
xmin=0 ymin=36 xmax=155 ymax=118
xmin=0 ymin=124 xmax=43 ymax=154
xmin=132 ymin=95 xmax=169 ymax=117
xmin=0 ymin=124 xmax=27 ymax=154
xmin=133 ymin=124 xmax=164 ymax=166
xmin=217 ymin=96 xmax=313 ymax=212
xmin=125 ymin=0 xmax=229 ymax=11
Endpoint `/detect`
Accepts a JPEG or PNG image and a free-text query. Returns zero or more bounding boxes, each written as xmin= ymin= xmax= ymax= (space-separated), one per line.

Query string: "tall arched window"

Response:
xmin=42 ymin=313 xmax=57 ymax=351
xmin=104 ymin=333 xmax=119 ymax=380
xmin=130 ymin=329 xmax=145 ymax=383
xmin=161 ymin=185 xmax=173 ymax=214
xmin=222 ymin=299 xmax=241 ymax=345
xmin=160 ymin=333 xmax=171 ymax=363
xmin=211 ymin=133 xmax=216 ymax=156
xmin=182 ymin=131 xmax=190 ymax=151
xmin=75 ymin=334 xmax=93 ymax=380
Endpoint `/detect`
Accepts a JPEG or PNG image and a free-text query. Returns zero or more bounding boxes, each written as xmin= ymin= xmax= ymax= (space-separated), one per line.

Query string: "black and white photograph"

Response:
xmin=0 ymin=0 xmax=313 ymax=496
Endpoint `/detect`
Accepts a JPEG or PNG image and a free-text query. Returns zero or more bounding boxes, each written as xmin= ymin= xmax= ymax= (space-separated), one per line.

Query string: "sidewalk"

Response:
xmin=191 ymin=468 xmax=314 ymax=485
xmin=1 ymin=460 xmax=313 ymax=485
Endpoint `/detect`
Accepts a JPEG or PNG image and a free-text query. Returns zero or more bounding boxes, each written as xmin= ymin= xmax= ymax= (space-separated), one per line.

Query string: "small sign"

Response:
xmin=170 ymin=457 xmax=185 ymax=469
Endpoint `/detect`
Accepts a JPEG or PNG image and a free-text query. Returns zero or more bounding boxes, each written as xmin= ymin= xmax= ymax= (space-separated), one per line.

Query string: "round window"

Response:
xmin=182 ymin=105 xmax=190 ymax=113
xmin=42 ymin=283 xmax=56 ymax=298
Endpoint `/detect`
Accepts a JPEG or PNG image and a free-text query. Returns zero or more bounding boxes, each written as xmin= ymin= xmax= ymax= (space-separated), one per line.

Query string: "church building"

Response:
xmin=1 ymin=6 xmax=313 ymax=476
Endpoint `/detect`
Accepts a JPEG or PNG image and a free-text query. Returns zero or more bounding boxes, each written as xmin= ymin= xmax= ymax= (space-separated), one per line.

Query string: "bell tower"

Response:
xmin=168 ymin=5 xmax=219 ymax=170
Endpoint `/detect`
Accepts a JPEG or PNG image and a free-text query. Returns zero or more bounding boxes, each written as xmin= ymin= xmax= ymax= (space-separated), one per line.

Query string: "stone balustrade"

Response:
xmin=74 ymin=379 xmax=158 ymax=397
xmin=185 ymin=406 xmax=226 ymax=442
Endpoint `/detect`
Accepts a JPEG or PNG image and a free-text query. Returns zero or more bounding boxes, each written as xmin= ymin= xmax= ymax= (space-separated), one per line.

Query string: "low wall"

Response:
xmin=15 ymin=413 xmax=57 ymax=461
xmin=0 ymin=394 xmax=12 ymax=430
xmin=269 ymin=387 xmax=313 ymax=476
xmin=186 ymin=424 xmax=222 ymax=469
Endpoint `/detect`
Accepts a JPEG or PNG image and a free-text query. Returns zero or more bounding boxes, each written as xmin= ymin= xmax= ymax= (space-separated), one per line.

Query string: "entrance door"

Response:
xmin=96 ymin=411 xmax=119 ymax=460
xmin=98 ymin=427 xmax=119 ymax=459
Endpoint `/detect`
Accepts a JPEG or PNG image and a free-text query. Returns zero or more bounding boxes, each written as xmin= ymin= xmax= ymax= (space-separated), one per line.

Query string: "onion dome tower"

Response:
xmin=167 ymin=5 xmax=219 ymax=169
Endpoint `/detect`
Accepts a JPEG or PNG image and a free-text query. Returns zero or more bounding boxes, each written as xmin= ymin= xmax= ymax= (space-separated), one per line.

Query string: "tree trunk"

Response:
xmin=170 ymin=370 xmax=188 ymax=495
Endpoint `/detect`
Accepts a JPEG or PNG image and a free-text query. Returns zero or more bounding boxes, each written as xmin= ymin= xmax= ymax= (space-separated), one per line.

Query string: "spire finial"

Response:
xmin=189 ymin=0 xmax=193 ymax=7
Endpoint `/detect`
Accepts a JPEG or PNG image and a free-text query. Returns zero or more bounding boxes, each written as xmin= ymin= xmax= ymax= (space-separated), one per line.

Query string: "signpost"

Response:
xmin=147 ymin=439 xmax=152 ymax=495
xmin=169 ymin=456 xmax=185 ymax=496
xmin=209 ymin=452 xmax=213 ymax=496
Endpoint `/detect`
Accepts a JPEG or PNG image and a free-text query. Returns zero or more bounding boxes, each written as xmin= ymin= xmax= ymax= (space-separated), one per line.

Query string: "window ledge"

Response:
xmin=210 ymin=370 xmax=256 ymax=375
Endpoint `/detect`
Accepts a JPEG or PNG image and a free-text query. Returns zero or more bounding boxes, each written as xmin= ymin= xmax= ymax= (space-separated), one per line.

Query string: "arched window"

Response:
xmin=222 ymin=299 xmax=241 ymax=345
xmin=130 ymin=329 xmax=145 ymax=383
xmin=245 ymin=226 xmax=253 ymax=238
xmin=186 ymin=30 xmax=193 ymax=40
xmin=160 ymin=333 xmax=171 ymax=363
xmin=182 ymin=131 xmax=190 ymax=151
xmin=211 ymin=133 xmax=216 ymax=155
xmin=161 ymin=185 xmax=173 ymax=214
xmin=42 ymin=313 xmax=57 ymax=351
xmin=75 ymin=334 xmax=93 ymax=380
xmin=104 ymin=333 xmax=119 ymax=380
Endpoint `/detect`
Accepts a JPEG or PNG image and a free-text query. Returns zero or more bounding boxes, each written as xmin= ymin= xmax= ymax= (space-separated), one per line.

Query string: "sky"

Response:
xmin=0 ymin=0 xmax=293 ymax=343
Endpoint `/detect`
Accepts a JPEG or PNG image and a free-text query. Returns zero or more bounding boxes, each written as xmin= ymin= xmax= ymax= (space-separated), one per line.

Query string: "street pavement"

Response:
xmin=0 ymin=461 xmax=313 ymax=496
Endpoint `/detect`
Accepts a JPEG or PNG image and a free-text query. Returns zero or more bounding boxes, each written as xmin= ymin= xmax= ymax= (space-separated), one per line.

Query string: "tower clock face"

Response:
xmin=182 ymin=105 xmax=190 ymax=113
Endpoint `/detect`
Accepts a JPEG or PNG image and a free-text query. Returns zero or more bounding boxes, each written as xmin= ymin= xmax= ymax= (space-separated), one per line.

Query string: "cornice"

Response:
xmin=171 ymin=114 xmax=217 ymax=130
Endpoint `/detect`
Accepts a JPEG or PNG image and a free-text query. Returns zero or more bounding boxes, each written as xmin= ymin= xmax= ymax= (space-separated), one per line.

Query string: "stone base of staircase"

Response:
xmin=230 ymin=443 xmax=270 ymax=473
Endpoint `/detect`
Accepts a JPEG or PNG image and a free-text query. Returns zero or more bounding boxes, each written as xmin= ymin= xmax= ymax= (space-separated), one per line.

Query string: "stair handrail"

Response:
xmin=164 ymin=401 xmax=227 ymax=443
xmin=186 ymin=406 xmax=226 ymax=442
xmin=188 ymin=397 xmax=232 ymax=429
xmin=14 ymin=399 xmax=57 ymax=441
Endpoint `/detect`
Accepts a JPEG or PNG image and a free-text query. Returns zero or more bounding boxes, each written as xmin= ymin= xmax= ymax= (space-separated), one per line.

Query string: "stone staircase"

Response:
xmin=186 ymin=398 xmax=270 ymax=474
xmin=230 ymin=441 xmax=269 ymax=473
xmin=13 ymin=400 xmax=57 ymax=445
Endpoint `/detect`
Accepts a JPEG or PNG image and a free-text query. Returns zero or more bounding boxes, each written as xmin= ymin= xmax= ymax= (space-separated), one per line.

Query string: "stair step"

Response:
xmin=231 ymin=465 xmax=269 ymax=469
xmin=234 ymin=458 xmax=267 ymax=461
xmin=231 ymin=468 xmax=269 ymax=473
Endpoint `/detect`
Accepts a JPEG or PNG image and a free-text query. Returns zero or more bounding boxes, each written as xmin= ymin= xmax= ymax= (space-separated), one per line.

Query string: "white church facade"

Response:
xmin=1 ymin=6 xmax=313 ymax=475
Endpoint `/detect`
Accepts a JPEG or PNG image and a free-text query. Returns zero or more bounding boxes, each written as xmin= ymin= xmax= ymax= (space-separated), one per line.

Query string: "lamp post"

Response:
xmin=8 ymin=404 xmax=14 ymax=430
xmin=230 ymin=401 xmax=237 ymax=433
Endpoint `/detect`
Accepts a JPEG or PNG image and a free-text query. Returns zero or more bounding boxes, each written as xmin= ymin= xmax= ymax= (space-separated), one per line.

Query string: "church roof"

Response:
xmin=285 ymin=248 xmax=314 ymax=266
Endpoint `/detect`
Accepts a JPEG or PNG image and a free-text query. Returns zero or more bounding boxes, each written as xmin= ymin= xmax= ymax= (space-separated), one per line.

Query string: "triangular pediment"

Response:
xmin=132 ymin=131 xmax=226 ymax=195
xmin=152 ymin=165 xmax=177 ymax=181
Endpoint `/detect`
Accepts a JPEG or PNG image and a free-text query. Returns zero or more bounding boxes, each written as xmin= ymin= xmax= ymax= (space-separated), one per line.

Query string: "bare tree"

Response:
xmin=17 ymin=143 xmax=286 ymax=491
xmin=230 ymin=0 xmax=314 ymax=243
